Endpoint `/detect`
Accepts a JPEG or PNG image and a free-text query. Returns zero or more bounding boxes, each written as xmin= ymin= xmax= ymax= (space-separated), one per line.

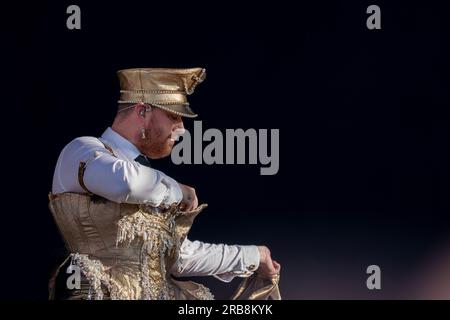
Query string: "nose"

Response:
xmin=176 ymin=119 xmax=184 ymax=130
xmin=172 ymin=119 xmax=185 ymax=136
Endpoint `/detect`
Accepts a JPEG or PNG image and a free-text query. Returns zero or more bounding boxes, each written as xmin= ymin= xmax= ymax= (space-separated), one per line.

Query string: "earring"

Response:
xmin=141 ymin=127 xmax=146 ymax=139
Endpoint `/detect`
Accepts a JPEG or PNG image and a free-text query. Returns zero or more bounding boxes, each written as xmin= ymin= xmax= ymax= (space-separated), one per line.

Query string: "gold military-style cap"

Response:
xmin=117 ymin=68 xmax=206 ymax=118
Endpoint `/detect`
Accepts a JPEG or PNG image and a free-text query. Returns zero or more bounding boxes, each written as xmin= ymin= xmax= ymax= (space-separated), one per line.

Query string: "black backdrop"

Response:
xmin=3 ymin=0 xmax=450 ymax=299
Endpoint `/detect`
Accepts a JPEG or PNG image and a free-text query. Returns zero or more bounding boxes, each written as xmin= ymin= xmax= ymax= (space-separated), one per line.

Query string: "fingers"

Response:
xmin=259 ymin=261 xmax=278 ymax=278
xmin=267 ymin=262 xmax=277 ymax=274
xmin=178 ymin=183 xmax=199 ymax=211
xmin=181 ymin=202 xmax=193 ymax=211
xmin=272 ymin=260 xmax=281 ymax=273
xmin=180 ymin=196 xmax=198 ymax=211
xmin=185 ymin=195 xmax=198 ymax=211
xmin=267 ymin=257 xmax=280 ymax=275
xmin=192 ymin=196 xmax=199 ymax=210
xmin=256 ymin=246 xmax=281 ymax=277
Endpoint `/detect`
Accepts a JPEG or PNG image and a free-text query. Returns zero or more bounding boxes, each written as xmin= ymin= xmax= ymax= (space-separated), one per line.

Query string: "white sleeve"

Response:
xmin=52 ymin=137 xmax=182 ymax=206
xmin=171 ymin=238 xmax=260 ymax=283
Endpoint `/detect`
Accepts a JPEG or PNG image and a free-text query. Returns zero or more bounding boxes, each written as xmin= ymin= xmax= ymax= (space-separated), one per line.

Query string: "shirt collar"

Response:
xmin=100 ymin=127 xmax=141 ymax=161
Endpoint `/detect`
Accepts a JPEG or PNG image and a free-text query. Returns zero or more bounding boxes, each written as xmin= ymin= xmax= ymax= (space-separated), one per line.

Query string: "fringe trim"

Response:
xmin=116 ymin=211 xmax=178 ymax=299
xmin=72 ymin=253 xmax=111 ymax=300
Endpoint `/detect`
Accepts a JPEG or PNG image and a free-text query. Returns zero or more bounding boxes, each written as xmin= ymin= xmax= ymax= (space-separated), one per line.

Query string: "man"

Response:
xmin=49 ymin=68 xmax=280 ymax=299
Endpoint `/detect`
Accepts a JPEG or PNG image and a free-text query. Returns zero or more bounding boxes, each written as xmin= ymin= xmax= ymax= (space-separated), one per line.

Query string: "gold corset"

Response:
xmin=48 ymin=192 xmax=212 ymax=300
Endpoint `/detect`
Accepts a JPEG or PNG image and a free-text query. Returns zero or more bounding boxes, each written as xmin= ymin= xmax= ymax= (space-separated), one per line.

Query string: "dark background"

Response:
xmin=3 ymin=0 xmax=450 ymax=299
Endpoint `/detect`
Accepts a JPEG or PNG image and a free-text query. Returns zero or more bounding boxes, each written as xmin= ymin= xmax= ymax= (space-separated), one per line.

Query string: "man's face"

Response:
xmin=140 ymin=107 xmax=184 ymax=159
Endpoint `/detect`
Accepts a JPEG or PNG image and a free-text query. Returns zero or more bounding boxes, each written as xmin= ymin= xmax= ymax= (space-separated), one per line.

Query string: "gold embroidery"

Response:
xmin=116 ymin=208 xmax=179 ymax=300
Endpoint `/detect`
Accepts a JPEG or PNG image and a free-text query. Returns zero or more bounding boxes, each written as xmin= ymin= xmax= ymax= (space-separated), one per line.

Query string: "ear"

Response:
xmin=135 ymin=103 xmax=147 ymax=119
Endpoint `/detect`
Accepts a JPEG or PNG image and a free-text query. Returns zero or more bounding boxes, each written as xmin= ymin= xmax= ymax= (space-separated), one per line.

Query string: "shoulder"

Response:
xmin=65 ymin=136 xmax=104 ymax=149
xmin=59 ymin=136 xmax=108 ymax=159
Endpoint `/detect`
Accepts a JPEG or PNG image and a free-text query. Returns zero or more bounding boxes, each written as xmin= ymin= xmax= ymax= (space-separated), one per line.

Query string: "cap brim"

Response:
xmin=152 ymin=104 xmax=198 ymax=118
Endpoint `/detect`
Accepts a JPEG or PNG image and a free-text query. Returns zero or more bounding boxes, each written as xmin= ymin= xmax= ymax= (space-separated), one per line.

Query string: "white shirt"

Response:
xmin=52 ymin=127 xmax=260 ymax=282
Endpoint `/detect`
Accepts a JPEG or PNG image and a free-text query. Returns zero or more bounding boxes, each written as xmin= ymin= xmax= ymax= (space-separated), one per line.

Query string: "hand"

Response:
xmin=178 ymin=183 xmax=199 ymax=211
xmin=256 ymin=246 xmax=281 ymax=278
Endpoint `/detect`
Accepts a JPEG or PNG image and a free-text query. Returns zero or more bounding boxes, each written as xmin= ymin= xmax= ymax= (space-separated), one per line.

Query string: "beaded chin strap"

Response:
xmin=118 ymin=102 xmax=152 ymax=113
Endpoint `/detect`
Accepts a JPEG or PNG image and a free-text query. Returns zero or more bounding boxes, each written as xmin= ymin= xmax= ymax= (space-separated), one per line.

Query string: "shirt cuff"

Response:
xmin=213 ymin=245 xmax=260 ymax=283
